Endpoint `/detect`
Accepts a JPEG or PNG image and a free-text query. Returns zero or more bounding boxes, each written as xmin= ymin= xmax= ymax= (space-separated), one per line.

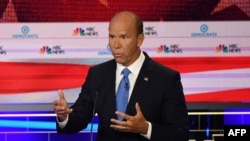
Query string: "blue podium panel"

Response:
xmin=0 ymin=112 xmax=98 ymax=141
xmin=50 ymin=132 xmax=97 ymax=141
xmin=224 ymin=108 xmax=250 ymax=125
xmin=6 ymin=133 xmax=48 ymax=141
xmin=0 ymin=133 xmax=5 ymax=141
xmin=0 ymin=117 xmax=28 ymax=132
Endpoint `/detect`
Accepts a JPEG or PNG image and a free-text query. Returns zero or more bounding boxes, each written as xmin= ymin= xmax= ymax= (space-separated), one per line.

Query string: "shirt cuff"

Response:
xmin=141 ymin=121 xmax=152 ymax=140
xmin=57 ymin=114 xmax=69 ymax=129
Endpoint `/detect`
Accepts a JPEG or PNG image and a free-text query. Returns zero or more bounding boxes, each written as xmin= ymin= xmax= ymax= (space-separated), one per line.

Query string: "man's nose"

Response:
xmin=114 ymin=38 xmax=120 ymax=48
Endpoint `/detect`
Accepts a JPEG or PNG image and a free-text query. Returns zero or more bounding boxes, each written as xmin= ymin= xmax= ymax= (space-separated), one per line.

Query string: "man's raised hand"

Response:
xmin=53 ymin=89 xmax=73 ymax=122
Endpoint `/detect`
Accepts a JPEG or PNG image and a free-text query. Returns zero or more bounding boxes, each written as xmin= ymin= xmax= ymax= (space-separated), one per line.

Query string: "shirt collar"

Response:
xmin=117 ymin=51 xmax=145 ymax=75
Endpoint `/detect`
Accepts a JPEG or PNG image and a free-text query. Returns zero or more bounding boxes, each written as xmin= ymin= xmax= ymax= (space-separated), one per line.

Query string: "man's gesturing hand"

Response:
xmin=110 ymin=102 xmax=149 ymax=134
xmin=53 ymin=89 xmax=73 ymax=122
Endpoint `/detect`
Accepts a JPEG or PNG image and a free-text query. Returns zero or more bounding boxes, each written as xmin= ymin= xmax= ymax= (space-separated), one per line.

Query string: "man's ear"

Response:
xmin=137 ymin=34 xmax=144 ymax=47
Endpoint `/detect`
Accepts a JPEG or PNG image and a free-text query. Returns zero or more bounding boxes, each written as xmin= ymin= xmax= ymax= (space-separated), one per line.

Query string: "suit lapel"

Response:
xmin=126 ymin=54 xmax=155 ymax=115
xmin=102 ymin=55 xmax=155 ymax=117
xmin=100 ymin=60 xmax=117 ymax=118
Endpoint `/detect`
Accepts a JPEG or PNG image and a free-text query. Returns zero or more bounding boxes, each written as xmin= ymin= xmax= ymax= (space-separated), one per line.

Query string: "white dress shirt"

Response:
xmin=116 ymin=52 xmax=151 ymax=139
xmin=115 ymin=51 xmax=144 ymax=99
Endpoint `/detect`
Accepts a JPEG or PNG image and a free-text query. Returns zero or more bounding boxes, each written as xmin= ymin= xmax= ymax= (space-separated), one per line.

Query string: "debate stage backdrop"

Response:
xmin=0 ymin=0 xmax=250 ymax=109
xmin=0 ymin=1 xmax=250 ymax=141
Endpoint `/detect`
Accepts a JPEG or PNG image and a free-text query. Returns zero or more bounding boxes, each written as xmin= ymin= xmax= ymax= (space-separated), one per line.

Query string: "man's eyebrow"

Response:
xmin=109 ymin=34 xmax=115 ymax=37
xmin=119 ymin=34 xmax=128 ymax=37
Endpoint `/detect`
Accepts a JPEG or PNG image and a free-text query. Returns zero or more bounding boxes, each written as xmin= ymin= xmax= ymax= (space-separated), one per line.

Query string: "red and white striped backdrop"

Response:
xmin=0 ymin=0 xmax=249 ymax=104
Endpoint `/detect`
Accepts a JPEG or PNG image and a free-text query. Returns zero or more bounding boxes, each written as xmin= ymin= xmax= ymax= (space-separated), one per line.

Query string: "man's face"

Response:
xmin=108 ymin=14 xmax=144 ymax=67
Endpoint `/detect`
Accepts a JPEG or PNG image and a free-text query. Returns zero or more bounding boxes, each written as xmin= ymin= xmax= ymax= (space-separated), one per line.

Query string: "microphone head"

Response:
xmin=125 ymin=83 xmax=129 ymax=90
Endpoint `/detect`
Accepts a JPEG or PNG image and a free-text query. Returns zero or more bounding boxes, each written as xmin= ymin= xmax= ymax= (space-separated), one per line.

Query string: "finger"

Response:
xmin=115 ymin=111 xmax=125 ymax=117
xmin=110 ymin=124 xmax=128 ymax=131
xmin=58 ymin=89 xmax=65 ymax=100
xmin=53 ymin=100 xmax=60 ymax=106
xmin=55 ymin=109 xmax=69 ymax=115
xmin=54 ymin=104 xmax=66 ymax=111
xmin=55 ymin=108 xmax=73 ymax=115
xmin=110 ymin=118 xmax=130 ymax=132
xmin=54 ymin=107 xmax=65 ymax=114
xmin=115 ymin=111 xmax=132 ymax=120
xmin=110 ymin=117 xmax=125 ymax=125
xmin=53 ymin=100 xmax=66 ymax=112
xmin=54 ymin=98 xmax=65 ymax=107
xmin=135 ymin=102 xmax=142 ymax=114
xmin=68 ymin=108 xmax=73 ymax=113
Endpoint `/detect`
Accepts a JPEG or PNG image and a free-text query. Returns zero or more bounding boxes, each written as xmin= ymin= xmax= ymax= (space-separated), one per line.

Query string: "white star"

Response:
xmin=0 ymin=0 xmax=18 ymax=22
xmin=211 ymin=0 xmax=250 ymax=17
xmin=98 ymin=0 xmax=109 ymax=8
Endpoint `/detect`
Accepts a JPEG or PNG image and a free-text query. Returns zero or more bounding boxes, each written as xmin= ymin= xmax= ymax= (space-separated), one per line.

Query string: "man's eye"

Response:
xmin=121 ymin=35 xmax=127 ymax=39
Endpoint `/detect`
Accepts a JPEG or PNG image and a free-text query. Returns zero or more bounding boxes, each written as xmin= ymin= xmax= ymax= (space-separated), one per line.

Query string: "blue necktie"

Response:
xmin=116 ymin=68 xmax=131 ymax=120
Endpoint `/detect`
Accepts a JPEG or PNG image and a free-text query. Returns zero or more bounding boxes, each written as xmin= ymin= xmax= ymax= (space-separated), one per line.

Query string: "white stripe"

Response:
xmin=181 ymin=68 xmax=250 ymax=95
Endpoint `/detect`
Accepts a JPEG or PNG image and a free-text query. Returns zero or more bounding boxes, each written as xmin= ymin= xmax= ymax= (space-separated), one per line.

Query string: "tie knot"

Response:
xmin=122 ymin=68 xmax=130 ymax=77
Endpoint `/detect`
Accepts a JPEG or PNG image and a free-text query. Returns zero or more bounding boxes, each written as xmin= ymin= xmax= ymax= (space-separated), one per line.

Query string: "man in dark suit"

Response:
xmin=54 ymin=11 xmax=189 ymax=141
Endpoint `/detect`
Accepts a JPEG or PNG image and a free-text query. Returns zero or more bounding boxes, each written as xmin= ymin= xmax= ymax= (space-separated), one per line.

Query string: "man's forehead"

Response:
xmin=109 ymin=25 xmax=134 ymax=36
xmin=109 ymin=21 xmax=134 ymax=31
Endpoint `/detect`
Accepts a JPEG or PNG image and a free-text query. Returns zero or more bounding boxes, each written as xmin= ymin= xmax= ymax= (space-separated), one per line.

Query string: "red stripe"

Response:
xmin=0 ymin=62 xmax=90 ymax=94
xmin=0 ymin=56 xmax=250 ymax=94
xmin=185 ymin=88 xmax=250 ymax=102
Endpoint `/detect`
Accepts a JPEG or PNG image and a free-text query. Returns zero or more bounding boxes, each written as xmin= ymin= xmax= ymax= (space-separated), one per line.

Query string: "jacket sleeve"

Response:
xmin=56 ymin=67 xmax=95 ymax=134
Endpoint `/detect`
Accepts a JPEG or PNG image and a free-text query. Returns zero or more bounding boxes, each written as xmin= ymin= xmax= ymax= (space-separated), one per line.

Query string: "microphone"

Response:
xmin=89 ymin=90 xmax=99 ymax=141
xmin=125 ymin=83 xmax=129 ymax=91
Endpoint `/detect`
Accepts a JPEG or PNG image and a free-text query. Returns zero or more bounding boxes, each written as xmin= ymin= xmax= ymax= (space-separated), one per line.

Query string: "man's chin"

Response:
xmin=114 ymin=58 xmax=125 ymax=65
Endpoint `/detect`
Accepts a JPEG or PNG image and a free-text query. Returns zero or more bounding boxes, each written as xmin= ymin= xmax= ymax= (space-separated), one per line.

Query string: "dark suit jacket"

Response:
xmin=57 ymin=52 xmax=189 ymax=141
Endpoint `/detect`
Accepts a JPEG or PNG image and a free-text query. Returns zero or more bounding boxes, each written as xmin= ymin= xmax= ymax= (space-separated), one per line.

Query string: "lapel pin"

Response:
xmin=144 ymin=77 xmax=149 ymax=81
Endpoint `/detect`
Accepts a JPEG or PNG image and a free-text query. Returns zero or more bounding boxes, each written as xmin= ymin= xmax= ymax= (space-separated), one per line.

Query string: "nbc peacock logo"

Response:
xmin=39 ymin=46 xmax=52 ymax=54
xmin=215 ymin=44 xmax=241 ymax=53
xmin=72 ymin=27 xmax=98 ymax=37
xmin=39 ymin=45 xmax=65 ymax=55
xmin=72 ymin=27 xmax=85 ymax=36
xmin=157 ymin=44 xmax=182 ymax=54
xmin=157 ymin=45 xmax=170 ymax=53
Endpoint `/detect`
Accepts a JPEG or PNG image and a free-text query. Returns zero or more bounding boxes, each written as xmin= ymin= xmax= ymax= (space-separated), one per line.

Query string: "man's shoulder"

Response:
xmin=90 ymin=59 xmax=116 ymax=71
xmin=148 ymin=59 xmax=179 ymax=76
xmin=143 ymin=51 xmax=179 ymax=74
